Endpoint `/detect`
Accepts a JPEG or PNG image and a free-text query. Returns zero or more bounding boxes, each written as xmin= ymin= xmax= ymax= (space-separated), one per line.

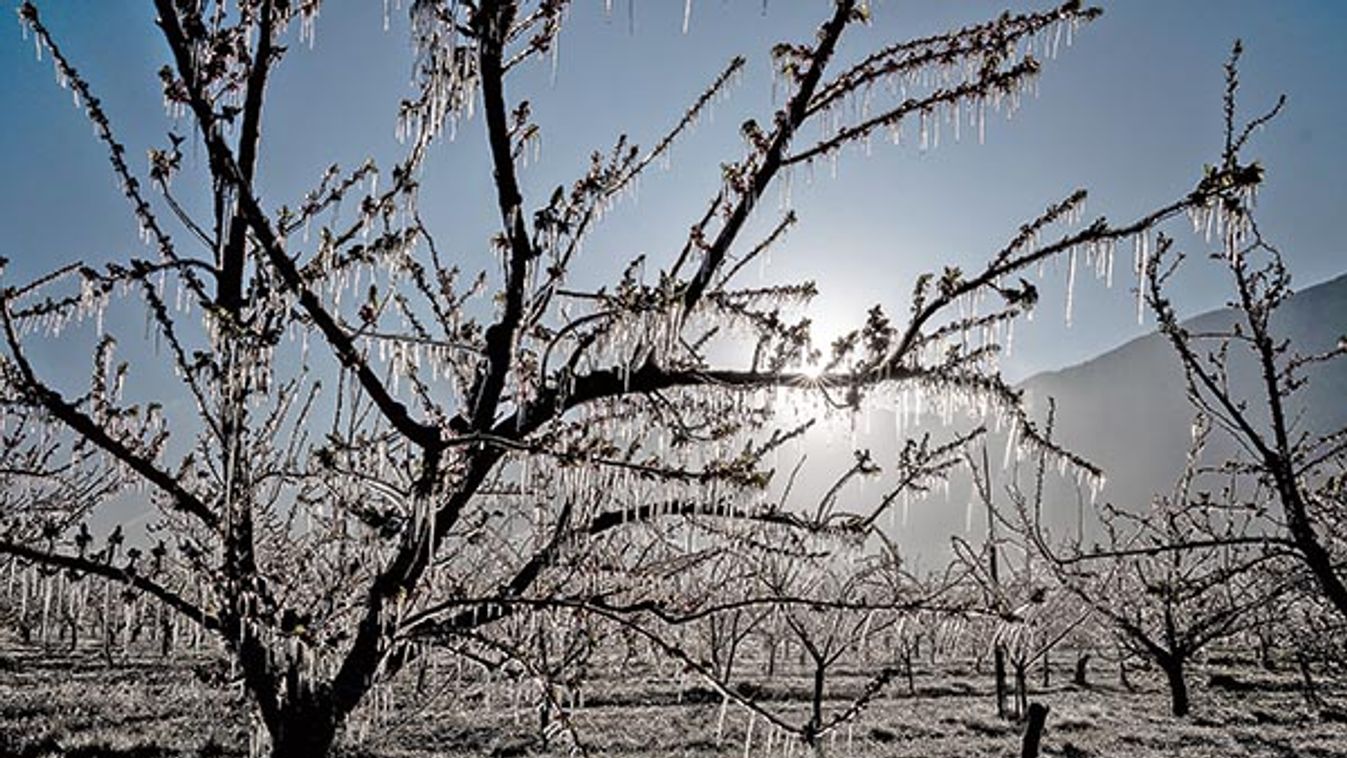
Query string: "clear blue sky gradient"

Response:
xmin=2 ymin=0 xmax=1344 ymax=384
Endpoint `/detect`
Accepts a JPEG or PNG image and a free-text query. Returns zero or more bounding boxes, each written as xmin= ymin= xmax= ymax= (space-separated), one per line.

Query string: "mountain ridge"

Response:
xmin=1022 ymin=270 xmax=1347 ymax=386
xmin=1016 ymin=269 xmax=1347 ymax=512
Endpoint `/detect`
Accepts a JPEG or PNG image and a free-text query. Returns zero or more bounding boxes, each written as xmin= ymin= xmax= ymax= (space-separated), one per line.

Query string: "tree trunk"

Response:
xmin=64 ymin=616 xmax=78 ymax=653
xmin=101 ymin=622 xmax=115 ymax=666
xmin=159 ymin=613 xmax=174 ymax=658
xmin=416 ymin=658 xmax=429 ymax=696
xmin=267 ymin=696 xmax=340 ymax=758
xmin=233 ymin=623 xmax=353 ymax=758
xmin=539 ymin=698 xmax=552 ymax=751
xmin=1297 ymin=650 xmax=1322 ymax=709
xmin=994 ymin=645 xmax=1008 ymax=719
xmin=1269 ymin=408 xmax=1347 ymax=622
xmin=269 ymin=719 xmax=338 ymax=758
xmin=1257 ymin=633 xmax=1274 ymax=671
xmin=723 ymin=638 xmax=738 ymax=683
xmin=1073 ymin=654 xmax=1090 ymax=687
xmin=810 ymin=664 xmax=826 ymax=740
xmin=1161 ymin=658 xmax=1189 ymax=717
xmin=1013 ymin=663 xmax=1028 ymax=720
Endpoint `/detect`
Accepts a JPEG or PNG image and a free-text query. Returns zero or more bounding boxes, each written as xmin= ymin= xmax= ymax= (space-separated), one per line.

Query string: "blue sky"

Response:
xmin=2 ymin=0 xmax=1345 ymax=385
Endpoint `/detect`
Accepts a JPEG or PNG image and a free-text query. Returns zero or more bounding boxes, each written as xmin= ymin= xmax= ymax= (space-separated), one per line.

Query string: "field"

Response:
xmin=1 ymin=638 xmax=1344 ymax=758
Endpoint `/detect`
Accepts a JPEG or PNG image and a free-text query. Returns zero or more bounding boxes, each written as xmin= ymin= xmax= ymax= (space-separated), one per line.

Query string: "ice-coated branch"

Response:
xmin=155 ymin=0 xmax=445 ymax=456
xmin=525 ymin=55 xmax=748 ymax=331
xmin=808 ymin=1 xmax=1099 ymax=119
xmin=17 ymin=3 xmax=212 ymax=306
xmin=218 ymin=0 xmax=275 ymax=316
xmin=1052 ymin=536 xmax=1297 ymax=566
xmin=470 ymin=0 xmax=537 ymax=431
xmin=1147 ymin=221 xmax=1347 ymax=619
xmin=784 ymin=56 xmax=1041 ymax=168
xmin=0 ymin=538 xmax=220 ymax=630
xmin=502 ymin=0 xmax=571 ymax=73
xmin=680 ymin=0 xmax=859 ymax=318
xmin=0 ymin=302 xmax=221 ymax=532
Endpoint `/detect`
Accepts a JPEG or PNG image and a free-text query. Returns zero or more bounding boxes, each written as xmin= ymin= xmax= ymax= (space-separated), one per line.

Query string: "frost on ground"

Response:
xmin=0 ymin=641 xmax=1343 ymax=758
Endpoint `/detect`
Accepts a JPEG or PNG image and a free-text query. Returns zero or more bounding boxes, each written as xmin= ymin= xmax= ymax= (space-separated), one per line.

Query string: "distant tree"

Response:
xmin=751 ymin=539 xmax=900 ymax=752
xmin=962 ymin=436 xmax=1092 ymax=720
xmin=0 ymin=401 xmax=124 ymax=649
xmin=688 ymin=553 xmax=768 ymax=686
xmin=1284 ymin=592 xmax=1347 ymax=711
xmin=0 ymin=1 xmax=1257 ymax=755
xmin=1232 ymin=558 xmax=1346 ymax=709
xmin=1045 ymin=415 xmax=1291 ymax=717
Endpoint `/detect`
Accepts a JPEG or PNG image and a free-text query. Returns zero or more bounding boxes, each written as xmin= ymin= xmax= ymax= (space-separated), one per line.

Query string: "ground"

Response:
xmin=0 ymin=641 xmax=1343 ymax=757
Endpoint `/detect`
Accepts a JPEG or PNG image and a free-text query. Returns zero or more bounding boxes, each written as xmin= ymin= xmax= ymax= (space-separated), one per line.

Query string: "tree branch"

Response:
xmin=0 ymin=304 xmax=220 ymax=532
xmin=0 ymin=539 xmax=219 ymax=631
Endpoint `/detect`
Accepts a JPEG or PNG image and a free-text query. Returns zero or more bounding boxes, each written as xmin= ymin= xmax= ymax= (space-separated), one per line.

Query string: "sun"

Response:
xmin=798 ymin=360 xmax=826 ymax=381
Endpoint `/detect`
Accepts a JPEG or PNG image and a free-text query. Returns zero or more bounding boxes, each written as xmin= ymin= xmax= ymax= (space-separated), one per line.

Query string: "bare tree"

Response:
xmin=755 ymin=541 xmax=895 ymax=752
xmin=0 ymin=1 xmax=1258 ymax=755
xmin=0 ymin=383 xmax=128 ymax=649
xmin=1054 ymin=416 xmax=1290 ymax=716
xmin=961 ymin=439 xmax=1092 ymax=720
xmin=1143 ymin=42 xmax=1347 ymax=621
xmin=689 ymin=553 xmax=768 ymax=686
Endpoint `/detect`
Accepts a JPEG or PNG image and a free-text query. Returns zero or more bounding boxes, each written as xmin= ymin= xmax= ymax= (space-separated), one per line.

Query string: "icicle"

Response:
xmin=1104 ymin=238 xmax=1116 ymax=289
xmin=40 ymin=572 xmax=51 ymax=644
xmin=977 ymin=97 xmax=987 ymax=145
xmin=1064 ymin=245 xmax=1077 ymax=327
xmin=19 ymin=564 xmax=31 ymax=627
xmin=1002 ymin=416 xmax=1020 ymax=470
xmin=715 ymin=694 xmax=729 ymax=743
xmin=1135 ymin=233 xmax=1150 ymax=324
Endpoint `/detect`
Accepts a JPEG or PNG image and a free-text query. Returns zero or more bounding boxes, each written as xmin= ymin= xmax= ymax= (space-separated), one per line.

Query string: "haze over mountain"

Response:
xmin=790 ymin=272 xmax=1347 ymax=565
xmin=1019 ymin=271 xmax=1347 ymax=519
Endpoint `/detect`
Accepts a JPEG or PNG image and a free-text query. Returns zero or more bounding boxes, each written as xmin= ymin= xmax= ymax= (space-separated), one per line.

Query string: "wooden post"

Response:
xmin=1021 ymin=702 xmax=1049 ymax=758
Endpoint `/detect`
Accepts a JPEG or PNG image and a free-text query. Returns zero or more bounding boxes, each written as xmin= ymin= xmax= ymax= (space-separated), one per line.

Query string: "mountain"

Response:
xmin=1018 ymin=271 xmax=1347 ymax=515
